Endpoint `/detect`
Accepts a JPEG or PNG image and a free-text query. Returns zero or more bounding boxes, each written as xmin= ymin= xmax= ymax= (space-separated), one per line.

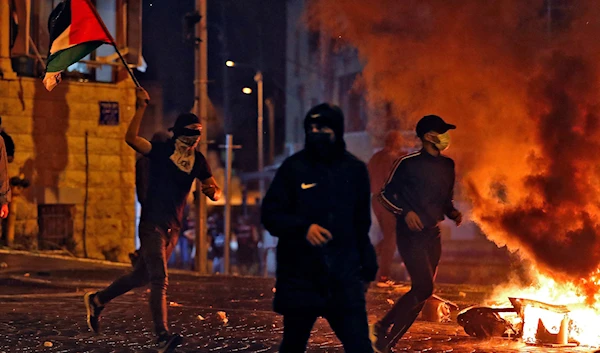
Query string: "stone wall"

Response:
xmin=0 ymin=77 xmax=137 ymax=262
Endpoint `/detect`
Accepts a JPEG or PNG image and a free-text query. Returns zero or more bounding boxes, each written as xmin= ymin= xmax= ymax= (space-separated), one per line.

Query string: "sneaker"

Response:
xmin=370 ymin=322 xmax=389 ymax=353
xmin=84 ymin=292 xmax=104 ymax=334
xmin=157 ymin=332 xmax=183 ymax=353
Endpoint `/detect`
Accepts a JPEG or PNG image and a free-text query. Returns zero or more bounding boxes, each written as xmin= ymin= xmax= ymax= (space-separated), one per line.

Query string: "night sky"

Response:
xmin=138 ymin=0 xmax=287 ymax=172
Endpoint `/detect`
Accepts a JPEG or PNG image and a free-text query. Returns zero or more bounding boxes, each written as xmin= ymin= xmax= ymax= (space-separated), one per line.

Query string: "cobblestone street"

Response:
xmin=0 ymin=251 xmax=597 ymax=353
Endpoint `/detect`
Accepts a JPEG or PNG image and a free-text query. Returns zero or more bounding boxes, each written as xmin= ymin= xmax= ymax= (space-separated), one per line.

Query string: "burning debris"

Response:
xmin=459 ymin=273 xmax=600 ymax=348
xmin=481 ymin=272 xmax=600 ymax=347
xmin=457 ymin=306 xmax=518 ymax=339
xmin=458 ymin=297 xmax=580 ymax=347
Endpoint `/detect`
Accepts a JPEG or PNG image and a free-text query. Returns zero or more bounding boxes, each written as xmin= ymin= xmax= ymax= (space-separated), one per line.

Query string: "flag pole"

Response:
xmin=83 ymin=0 xmax=141 ymax=87
xmin=112 ymin=45 xmax=141 ymax=87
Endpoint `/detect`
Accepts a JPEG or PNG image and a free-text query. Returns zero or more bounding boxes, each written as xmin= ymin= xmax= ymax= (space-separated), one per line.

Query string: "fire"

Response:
xmin=305 ymin=0 xmax=600 ymax=285
xmin=305 ymin=2 xmax=600 ymax=344
xmin=488 ymin=269 xmax=600 ymax=346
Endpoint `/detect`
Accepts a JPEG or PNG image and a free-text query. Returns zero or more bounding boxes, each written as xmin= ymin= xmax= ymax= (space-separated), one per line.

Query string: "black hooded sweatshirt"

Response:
xmin=261 ymin=103 xmax=378 ymax=314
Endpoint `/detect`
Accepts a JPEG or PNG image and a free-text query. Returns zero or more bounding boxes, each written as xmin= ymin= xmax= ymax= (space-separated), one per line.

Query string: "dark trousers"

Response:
xmin=378 ymin=222 xmax=441 ymax=348
xmin=372 ymin=199 xmax=397 ymax=280
xmin=0 ymin=217 xmax=6 ymax=246
xmin=96 ymin=222 xmax=178 ymax=335
xmin=279 ymin=308 xmax=373 ymax=353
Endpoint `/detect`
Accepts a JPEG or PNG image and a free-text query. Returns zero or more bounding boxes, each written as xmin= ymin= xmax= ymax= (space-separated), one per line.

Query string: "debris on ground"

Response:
xmin=217 ymin=311 xmax=229 ymax=325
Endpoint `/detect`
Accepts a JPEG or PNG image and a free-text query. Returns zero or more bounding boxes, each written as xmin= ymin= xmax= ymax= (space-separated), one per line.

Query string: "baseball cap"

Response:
xmin=416 ymin=115 xmax=456 ymax=138
xmin=168 ymin=113 xmax=202 ymax=133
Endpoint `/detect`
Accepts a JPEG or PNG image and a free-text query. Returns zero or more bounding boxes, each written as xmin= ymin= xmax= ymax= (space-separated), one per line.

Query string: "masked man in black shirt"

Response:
xmin=262 ymin=103 xmax=378 ymax=353
xmin=371 ymin=115 xmax=462 ymax=352
xmin=83 ymin=88 xmax=221 ymax=353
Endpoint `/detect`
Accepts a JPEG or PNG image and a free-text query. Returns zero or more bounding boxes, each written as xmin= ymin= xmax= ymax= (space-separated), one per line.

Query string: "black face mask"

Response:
xmin=173 ymin=128 xmax=201 ymax=137
xmin=306 ymin=132 xmax=336 ymax=160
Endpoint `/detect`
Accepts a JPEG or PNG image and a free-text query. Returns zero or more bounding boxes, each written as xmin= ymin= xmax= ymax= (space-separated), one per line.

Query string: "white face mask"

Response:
xmin=170 ymin=137 xmax=198 ymax=174
xmin=430 ymin=132 xmax=450 ymax=151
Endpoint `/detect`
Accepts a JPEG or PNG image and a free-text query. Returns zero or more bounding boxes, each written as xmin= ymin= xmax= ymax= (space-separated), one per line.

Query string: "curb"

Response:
xmin=0 ymin=249 xmax=236 ymax=278
xmin=0 ymin=249 xmax=131 ymax=268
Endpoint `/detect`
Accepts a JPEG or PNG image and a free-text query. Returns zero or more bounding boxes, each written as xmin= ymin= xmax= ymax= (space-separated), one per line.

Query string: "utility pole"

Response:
xmin=220 ymin=3 xmax=230 ymax=134
xmin=194 ymin=0 xmax=209 ymax=274
xmin=219 ymin=135 xmax=241 ymax=274
xmin=265 ymin=98 xmax=275 ymax=165
xmin=255 ymin=71 xmax=264 ymax=202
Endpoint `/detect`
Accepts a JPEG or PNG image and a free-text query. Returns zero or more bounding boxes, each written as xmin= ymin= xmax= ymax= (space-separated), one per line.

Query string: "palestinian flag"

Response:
xmin=43 ymin=0 xmax=112 ymax=91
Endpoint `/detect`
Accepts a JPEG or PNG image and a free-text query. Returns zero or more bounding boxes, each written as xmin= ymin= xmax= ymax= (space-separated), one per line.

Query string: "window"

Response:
xmin=10 ymin=0 xmax=142 ymax=83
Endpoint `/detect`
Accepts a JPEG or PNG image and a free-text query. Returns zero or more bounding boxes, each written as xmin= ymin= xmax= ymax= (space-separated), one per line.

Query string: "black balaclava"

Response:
xmin=303 ymin=103 xmax=346 ymax=161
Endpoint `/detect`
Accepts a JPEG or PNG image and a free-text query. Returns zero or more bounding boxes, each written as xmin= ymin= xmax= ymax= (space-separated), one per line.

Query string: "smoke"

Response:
xmin=306 ymin=1 xmax=600 ymax=284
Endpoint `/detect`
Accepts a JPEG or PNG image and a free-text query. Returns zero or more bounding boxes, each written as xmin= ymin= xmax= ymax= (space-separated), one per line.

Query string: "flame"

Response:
xmin=521 ymin=305 xmax=568 ymax=345
xmin=488 ymin=268 xmax=600 ymax=346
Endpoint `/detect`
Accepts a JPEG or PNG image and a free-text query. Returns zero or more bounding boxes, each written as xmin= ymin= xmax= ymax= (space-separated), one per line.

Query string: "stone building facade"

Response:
xmin=0 ymin=76 xmax=138 ymax=262
xmin=0 ymin=1 xmax=142 ymax=262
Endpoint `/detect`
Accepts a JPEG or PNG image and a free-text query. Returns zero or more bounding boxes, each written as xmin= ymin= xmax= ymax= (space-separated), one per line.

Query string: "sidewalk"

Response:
xmin=0 ymin=250 xmax=595 ymax=353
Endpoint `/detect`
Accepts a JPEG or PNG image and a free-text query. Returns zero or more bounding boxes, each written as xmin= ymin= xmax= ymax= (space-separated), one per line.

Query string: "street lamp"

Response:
xmin=254 ymin=70 xmax=264 ymax=203
xmin=226 ymin=60 xmax=265 ymax=202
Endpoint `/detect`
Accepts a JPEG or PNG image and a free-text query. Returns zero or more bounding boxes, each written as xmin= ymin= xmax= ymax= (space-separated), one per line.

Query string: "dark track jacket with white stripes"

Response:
xmin=378 ymin=150 xmax=457 ymax=229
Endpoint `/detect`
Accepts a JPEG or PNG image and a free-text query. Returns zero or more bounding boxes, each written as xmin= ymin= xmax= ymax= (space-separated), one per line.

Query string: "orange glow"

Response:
xmin=307 ymin=0 xmax=600 ymax=297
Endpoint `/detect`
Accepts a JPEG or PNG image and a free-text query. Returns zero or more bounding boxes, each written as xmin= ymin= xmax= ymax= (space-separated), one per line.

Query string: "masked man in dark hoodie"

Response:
xmin=262 ymin=103 xmax=378 ymax=353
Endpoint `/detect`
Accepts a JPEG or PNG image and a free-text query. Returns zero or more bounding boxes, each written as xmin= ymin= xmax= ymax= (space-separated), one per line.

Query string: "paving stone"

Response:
xmin=0 ymin=269 xmax=597 ymax=352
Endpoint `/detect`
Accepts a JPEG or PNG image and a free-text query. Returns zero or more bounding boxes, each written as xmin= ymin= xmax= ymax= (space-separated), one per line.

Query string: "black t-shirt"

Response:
xmin=140 ymin=140 xmax=212 ymax=230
